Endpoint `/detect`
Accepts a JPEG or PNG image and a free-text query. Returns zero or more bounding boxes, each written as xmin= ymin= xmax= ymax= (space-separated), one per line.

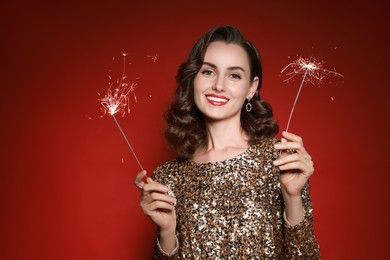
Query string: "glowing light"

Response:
xmin=98 ymin=52 xmax=144 ymax=170
xmin=146 ymin=54 xmax=158 ymax=63
xmin=99 ymin=52 xmax=138 ymax=117
xmin=281 ymin=55 xmax=343 ymax=132
xmin=281 ymin=56 xmax=343 ymax=86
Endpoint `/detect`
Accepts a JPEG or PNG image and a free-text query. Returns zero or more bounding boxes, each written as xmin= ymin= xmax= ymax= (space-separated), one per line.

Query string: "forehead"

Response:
xmin=204 ymin=41 xmax=250 ymax=69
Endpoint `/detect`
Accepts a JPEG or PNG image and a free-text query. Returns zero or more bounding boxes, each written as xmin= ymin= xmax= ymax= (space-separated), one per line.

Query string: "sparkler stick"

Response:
xmin=112 ymin=114 xmax=144 ymax=170
xmin=281 ymin=54 xmax=343 ymax=132
xmin=99 ymin=52 xmax=144 ymax=170
xmin=285 ymin=55 xmax=313 ymax=132
xmin=285 ymin=65 xmax=309 ymax=132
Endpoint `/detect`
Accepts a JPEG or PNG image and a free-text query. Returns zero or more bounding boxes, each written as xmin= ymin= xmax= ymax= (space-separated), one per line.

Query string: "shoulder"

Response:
xmin=250 ymin=138 xmax=281 ymax=161
xmin=250 ymin=139 xmax=282 ymax=193
xmin=152 ymin=159 xmax=186 ymax=186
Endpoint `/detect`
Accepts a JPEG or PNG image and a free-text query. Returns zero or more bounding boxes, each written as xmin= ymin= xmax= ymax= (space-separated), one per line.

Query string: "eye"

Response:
xmin=230 ymin=73 xmax=242 ymax=80
xmin=201 ymin=69 xmax=214 ymax=76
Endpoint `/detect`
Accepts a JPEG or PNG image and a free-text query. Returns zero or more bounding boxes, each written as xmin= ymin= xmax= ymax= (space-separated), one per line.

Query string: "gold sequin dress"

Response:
xmin=153 ymin=139 xmax=320 ymax=259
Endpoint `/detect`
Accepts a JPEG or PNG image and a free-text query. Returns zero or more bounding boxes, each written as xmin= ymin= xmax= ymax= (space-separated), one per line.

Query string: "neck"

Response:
xmin=204 ymin=117 xmax=249 ymax=151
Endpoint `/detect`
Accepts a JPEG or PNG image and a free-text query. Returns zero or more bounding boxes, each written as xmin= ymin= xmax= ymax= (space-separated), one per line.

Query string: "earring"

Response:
xmin=246 ymin=98 xmax=252 ymax=112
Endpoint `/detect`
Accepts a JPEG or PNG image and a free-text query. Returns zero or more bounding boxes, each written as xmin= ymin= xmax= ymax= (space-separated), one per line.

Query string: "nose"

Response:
xmin=212 ymin=75 xmax=226 ymax=92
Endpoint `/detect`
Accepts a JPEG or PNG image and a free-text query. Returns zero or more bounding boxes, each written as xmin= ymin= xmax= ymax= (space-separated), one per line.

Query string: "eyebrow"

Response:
xmin=203 ymin=62 xmax=245 ymax=72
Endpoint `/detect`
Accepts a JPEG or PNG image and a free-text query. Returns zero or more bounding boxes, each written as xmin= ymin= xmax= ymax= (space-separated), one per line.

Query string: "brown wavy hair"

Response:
xmin=165 ymin=26 xmax=278 ymax=159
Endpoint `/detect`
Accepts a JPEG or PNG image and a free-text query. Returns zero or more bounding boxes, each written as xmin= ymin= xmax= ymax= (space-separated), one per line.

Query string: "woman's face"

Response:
xmin=193 ymin=41 xmax=258 ymax=122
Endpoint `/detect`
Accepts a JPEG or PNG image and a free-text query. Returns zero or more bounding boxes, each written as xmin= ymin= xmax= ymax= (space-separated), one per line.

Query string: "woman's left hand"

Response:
xmin=273 ymin=131 xmax=314 ymax=198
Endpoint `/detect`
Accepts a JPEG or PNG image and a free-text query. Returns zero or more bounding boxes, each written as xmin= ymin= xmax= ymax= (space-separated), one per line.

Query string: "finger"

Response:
xmin=143 ymin=178 xmax=169 ymax=194
xmin=274 ymin=152 xmax=313 ymax=167
xmin=134 ymin=170 xmax=147 ymax=189
xmin=142 ymin=191 xmax=177 ymax=205
xmin=274 ymin=141 xmax=308 ymax=155
xmin=282 ymin=131 xmax=303 ymax=144
xmin=273 ymin=153 xmax=301 ymax=166
xmin=142 ymin=200 xmax=176 ymax=214
xmin=278 ymin=161 xmax=306 ymax=171
xmin=278 ymin=161 xmax=314 ymax=176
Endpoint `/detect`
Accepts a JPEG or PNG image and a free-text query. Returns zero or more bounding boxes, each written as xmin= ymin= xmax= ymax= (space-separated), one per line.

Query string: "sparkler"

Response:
xmin=146 ymin=54 xmax=158 ymax=63
xmin=281 ymin=55 xmax=343 ymax=132
xmin=98 ymin=52 xmax=144 ymax=170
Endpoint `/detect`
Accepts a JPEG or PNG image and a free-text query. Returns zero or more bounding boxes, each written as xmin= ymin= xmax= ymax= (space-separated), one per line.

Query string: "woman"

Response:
xmin=134 ymin=26 xmax=320 ymax=259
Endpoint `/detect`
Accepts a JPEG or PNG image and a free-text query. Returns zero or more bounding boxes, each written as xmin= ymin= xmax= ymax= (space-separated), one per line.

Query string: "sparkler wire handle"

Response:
xmin=112 ymin=114 xmax=144 ymax=171
xmin=285 ymin=55 xmax=313 ymax=132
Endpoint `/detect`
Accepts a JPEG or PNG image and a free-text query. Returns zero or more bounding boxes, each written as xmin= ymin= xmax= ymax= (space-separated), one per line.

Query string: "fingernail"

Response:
xmin=273 ymin=160 xmax=279 ymax=165
xmin=274 ymin=143 xmax=281 ymax=149
xmin=161 ymin=186 xmax=169 ymax=191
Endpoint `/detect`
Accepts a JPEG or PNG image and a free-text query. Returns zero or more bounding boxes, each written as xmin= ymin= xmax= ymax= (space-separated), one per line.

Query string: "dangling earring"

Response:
xmin=246 ymin=98 xmax=252 ymax=112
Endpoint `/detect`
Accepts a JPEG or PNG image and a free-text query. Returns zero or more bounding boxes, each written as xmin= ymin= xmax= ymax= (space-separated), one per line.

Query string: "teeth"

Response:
xmin=207 ymin=96 xmax=228 ymax=103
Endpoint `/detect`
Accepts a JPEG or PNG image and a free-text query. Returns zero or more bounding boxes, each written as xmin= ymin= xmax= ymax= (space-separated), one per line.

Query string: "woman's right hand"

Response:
xmin=135 ymin=171 xmax=177 ymax=232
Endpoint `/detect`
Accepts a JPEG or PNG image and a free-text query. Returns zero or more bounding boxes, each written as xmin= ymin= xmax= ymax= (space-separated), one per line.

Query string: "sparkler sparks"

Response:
xmin=281 ymin=55 xmax=343 ymax=132
xmin=281 ymin=56 xmax=343 ymax=86
xmin=146 ymin=54 xmax=158 ymax=63
xmin=98 ymin=52 xmax=144 ymax=170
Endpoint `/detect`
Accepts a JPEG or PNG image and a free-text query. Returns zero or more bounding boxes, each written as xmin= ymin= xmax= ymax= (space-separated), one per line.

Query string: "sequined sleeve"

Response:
xmin=282 ymin=181 xmax=321 ymax=259
xmin=268 ymin=139 xmax=320 ymax=258
xmin=151 ymin=160 xmax=182 ymax=259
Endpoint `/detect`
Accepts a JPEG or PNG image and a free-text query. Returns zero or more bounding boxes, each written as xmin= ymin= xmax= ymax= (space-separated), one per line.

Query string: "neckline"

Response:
xmin=188 ymin=144 xmax=256 ymax=166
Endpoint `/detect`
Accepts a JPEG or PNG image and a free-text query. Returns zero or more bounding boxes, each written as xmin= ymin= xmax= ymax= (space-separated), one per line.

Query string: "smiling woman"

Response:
xmin=193 ymin=42 xmax=258 ymax=124
xmin=165 ymin=27 xmax=278 ymax=160
xmin=134 ymin=26 xmax=320 ymax=259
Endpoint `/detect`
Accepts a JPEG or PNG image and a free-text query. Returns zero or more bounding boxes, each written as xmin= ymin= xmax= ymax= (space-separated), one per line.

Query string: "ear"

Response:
xmin=247 ymin=76 xmax=259 ymax=99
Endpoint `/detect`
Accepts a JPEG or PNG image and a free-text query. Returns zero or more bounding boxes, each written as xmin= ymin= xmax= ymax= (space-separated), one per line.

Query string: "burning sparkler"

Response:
xmin=98 ymin=52 xmax=144 ymax=170
xmin=146 ymin=54 xmax=158 ymax=63
xmin=281 ymin=55 xmax=343 ymax=132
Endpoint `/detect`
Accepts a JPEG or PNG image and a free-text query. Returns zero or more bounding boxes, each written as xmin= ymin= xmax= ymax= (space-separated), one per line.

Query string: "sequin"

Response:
xmin=153 ymin=139 xmax=320 ymax=259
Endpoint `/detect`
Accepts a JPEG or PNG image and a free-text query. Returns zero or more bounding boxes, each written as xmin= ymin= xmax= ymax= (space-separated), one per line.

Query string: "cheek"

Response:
xmin=193 ymin=76 xmax=201 ymax=92
xmin=193 ymin=76 xmax=203 ymax=106
xmin=231 ymin=82 xmax=251 ymax=98
xmin=193 ymin=75 xmax=208 ymax=94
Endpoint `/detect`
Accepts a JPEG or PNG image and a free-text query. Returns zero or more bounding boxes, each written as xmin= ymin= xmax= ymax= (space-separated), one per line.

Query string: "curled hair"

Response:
xmin=165 ymin=26 xmax=278 ymax=159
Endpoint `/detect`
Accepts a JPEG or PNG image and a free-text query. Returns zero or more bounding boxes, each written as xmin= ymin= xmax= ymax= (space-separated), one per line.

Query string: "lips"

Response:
xmin=205 ymin=94 xmax=229 ymax=106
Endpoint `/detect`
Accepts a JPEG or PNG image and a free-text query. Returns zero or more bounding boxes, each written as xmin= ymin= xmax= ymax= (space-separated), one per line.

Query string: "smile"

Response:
xmin=206 ymin=95 xmax=229 ymax=106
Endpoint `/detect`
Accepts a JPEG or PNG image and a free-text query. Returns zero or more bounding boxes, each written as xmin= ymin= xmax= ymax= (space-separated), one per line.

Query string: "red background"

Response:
xmin=1 ymin=1 xmax=389 ymax=259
